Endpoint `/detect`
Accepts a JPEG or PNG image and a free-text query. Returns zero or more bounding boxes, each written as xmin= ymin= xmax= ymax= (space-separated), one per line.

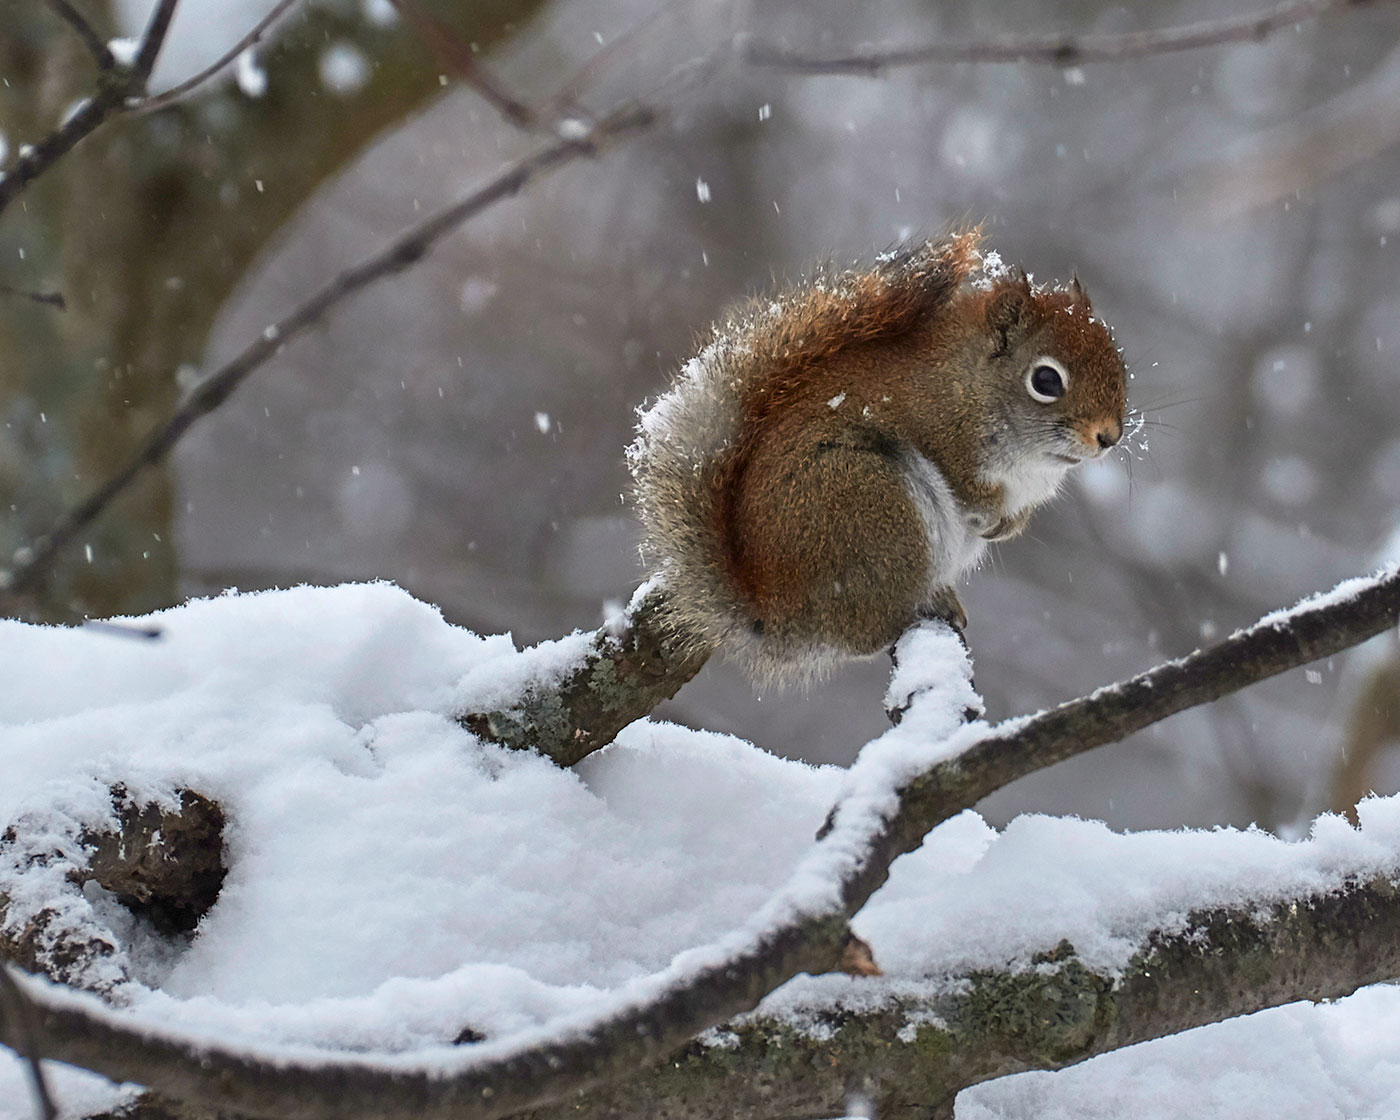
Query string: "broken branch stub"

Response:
xmin=461 ymin=584 xmax=711 ymax=766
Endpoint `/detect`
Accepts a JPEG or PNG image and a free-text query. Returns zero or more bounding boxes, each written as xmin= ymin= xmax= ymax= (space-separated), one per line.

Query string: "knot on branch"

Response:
xmin=1 ymin=784 xmax=226 ymax=994
xmin=956 ymin=944 xmax=1110 ymax=1065
xmin=86 ymin=786 xmax=227 ymax=935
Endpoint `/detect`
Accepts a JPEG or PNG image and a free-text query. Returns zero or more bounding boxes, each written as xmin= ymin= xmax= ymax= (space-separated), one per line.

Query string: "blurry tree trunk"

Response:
xmin=0 ymin=0 xmax=548 ymax=620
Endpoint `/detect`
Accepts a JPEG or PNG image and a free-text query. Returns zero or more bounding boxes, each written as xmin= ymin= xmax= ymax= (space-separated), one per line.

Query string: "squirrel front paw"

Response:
xmin=917 ymin=586 xmax=968 ymax=633
xmin=981 ymin=508 xmax=1034 ymax=542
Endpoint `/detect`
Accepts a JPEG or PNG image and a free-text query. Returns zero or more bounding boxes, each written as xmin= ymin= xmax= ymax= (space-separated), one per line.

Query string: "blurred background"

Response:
xmin=4 ymin=0 xmax=1400 ymax=833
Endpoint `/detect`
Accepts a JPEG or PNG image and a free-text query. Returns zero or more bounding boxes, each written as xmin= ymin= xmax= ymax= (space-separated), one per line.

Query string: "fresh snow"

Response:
xmin=234 ymin=49 xmax=268 ymax=99
xmin=2 ymin=582 xmax=1400 ymax=1118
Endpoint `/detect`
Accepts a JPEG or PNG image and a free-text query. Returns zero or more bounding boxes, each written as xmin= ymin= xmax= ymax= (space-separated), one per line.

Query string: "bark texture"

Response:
xmin=461 ymin=584 xmax=712 ymax=764
xmin=0 ymin=785 xmax=225 ymax=993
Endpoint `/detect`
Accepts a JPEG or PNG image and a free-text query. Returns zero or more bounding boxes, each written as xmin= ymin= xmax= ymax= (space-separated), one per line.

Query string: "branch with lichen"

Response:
xmin=494 ymin=871 xmax=1400 ymax=1120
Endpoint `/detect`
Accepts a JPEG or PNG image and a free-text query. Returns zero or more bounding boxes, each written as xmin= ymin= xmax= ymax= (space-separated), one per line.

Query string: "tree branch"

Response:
xmin=0 ymin=283 xmax=65 ymax=311
xmin=854 ymin=567 xmax=1400 ymax=914
xmin=0 ymin=964 xmax=57 ymax=1120
xmin=0 ymin=567 xmax=1396 ymax=1119
xmin=131 ymin=0 xmax=180 ymax=81
xmin=0 ymin=0 xmax=179 ymax=218
xmin=0 ymin=104 xmax=656 ymax=610
xmin=386 ymin=0 xmax=542 ymax=131
xmin=747 ymin=0 xmax=1395 ymax=75
xmin=460 ymin=582 xmax=712 ymax=765
xmin=1 ymin=785 xmax=226 ymax=995
xmin=130 ymin=0 xmax=301 ymax=115
xmin=491 ymin=871 xmax=1400 ymax=1119
xmin=43 ymin=0 xmax=116 ymax=71
xmin=0 ymin=93 xmax=120 ymax=221
xmin=32 ymin=869 xmax=1400 ymax=1120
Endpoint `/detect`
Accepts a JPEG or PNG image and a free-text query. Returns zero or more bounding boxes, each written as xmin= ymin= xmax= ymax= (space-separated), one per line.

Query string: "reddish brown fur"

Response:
xmin=716 ymin=234 xmax=982 ymax=605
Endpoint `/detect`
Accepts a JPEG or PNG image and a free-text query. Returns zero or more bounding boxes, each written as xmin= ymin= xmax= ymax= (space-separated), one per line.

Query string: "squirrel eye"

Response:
xmin=1026 ymin=357 xmax=1068 ymax=403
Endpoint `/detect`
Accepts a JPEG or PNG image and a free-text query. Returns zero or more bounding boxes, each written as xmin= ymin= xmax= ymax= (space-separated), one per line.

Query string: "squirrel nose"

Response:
xmin=1094 ymin=420 xmax=1123 ymax=450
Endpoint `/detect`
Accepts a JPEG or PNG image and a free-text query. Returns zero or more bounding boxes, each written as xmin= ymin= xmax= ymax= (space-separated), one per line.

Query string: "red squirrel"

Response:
xmin=628 ymin=232 xmax=1128 ymax=684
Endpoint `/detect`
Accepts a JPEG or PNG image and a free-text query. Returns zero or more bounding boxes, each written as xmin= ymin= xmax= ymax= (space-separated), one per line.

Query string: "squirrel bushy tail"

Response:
xmin=628 ymin=233 xmax=983 ymax=678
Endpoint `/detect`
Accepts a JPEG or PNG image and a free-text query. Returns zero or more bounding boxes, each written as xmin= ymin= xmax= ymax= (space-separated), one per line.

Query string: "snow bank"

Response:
xmin=1 ymin=583 xmax=1399 ymax=1119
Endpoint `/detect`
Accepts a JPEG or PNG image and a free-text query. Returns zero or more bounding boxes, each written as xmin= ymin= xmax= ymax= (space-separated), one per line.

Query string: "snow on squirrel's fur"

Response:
xmin=4 ymin=581 xmax=1400 ymax=1119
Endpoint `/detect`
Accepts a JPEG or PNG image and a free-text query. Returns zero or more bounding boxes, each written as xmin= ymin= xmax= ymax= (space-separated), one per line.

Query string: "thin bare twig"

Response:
xmin=0 ymin=966 xmax=58 ymax=1120
xmin=132 ymin=0 xmax=301 ymax=114
xmin=0 ymin=0 xmax=179 ymax=219
xmin=747 ymin=0 xmax=1394 ymax=75
xmin=132 ymin=0 xmax=180 ymax=79
xmin=44 ymin=0 xmax=116 ymax=70
xmin=386 ymin=0 xmax=540 ymax=130
xmin=0 ymin=283 xmax=66 ymax=310
xmin=545 ymin=0 xmax=693 ymax=115
xmin=0 ymin=98 xmax=121 ymax=221
xmin=0 ymin=566 xmax=1396 ymax=1120
xmin=0 ymin=105 xmax=655 ymax=607
xmin=82 ymin=619 xmax=163 ymax=640
xmin=0 ymin=9 xmax=741 ymax=612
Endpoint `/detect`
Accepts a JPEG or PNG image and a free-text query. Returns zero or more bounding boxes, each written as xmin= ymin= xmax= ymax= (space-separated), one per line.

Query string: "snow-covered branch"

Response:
xmin=1 ymin=786 xmax=225 ymax=996
xmin=485 ymin=869 xmax=1400 ymax=1120
xmin=460 ymin=582 xmax=711 ymax=765
xmin=865 ymin=566 xmax=1400 ymax=888
xmin=1 ymin=566 xmax=1397 ymax=1119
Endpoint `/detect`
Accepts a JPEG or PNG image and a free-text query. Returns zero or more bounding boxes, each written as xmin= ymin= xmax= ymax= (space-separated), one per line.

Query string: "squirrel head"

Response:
xmin=962 ymin=270 xmax=1127 ymax=474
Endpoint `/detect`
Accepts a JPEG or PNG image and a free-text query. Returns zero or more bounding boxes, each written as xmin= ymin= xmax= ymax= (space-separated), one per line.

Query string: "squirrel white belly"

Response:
xmin=628 ymin=232 xmax=1128 ymax=685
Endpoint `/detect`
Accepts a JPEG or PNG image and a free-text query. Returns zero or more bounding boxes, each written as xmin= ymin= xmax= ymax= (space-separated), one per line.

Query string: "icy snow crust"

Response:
xmin=3 ymin=582 xmax=1400 ymax=1117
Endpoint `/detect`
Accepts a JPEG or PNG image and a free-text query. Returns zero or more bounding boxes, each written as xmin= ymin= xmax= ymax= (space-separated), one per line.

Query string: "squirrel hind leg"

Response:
xmin=730 ymin=432 xmax=933 ymax=667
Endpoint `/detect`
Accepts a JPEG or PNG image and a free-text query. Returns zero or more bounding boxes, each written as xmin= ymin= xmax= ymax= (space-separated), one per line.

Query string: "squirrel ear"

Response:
xmin=986 ymin=272 xmax=1033 ymax=354
xmin=1069 ymin=273 xmax=1093 ymax=312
